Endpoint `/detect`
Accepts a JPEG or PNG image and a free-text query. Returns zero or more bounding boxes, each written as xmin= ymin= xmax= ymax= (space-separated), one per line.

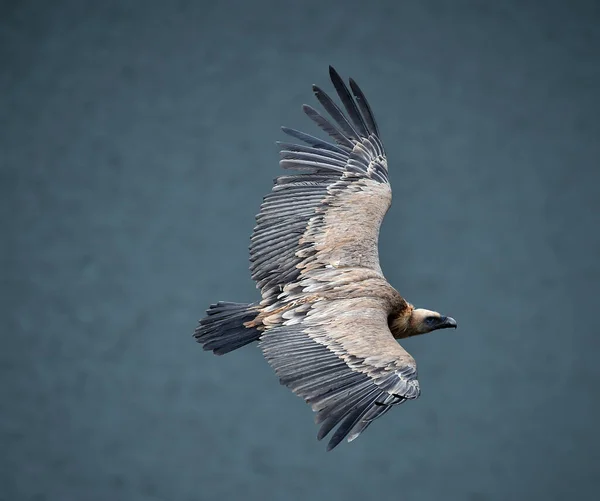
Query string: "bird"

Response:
xmin=194 ymin=66 xmax=458 ymax=451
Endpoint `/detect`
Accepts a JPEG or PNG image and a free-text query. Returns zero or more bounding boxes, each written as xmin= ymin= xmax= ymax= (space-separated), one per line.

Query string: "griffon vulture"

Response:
xmin=194 ymin=66 xmax=457 ymax=451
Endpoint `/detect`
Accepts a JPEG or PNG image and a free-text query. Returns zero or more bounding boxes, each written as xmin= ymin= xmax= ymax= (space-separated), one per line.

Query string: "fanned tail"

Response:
xmin=194 ymin=302 xmax=261 ymax=355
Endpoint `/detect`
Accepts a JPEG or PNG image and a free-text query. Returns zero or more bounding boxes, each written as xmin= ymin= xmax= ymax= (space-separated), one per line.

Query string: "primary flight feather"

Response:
xmin=194 ymin=66 xmax=458 ymax=451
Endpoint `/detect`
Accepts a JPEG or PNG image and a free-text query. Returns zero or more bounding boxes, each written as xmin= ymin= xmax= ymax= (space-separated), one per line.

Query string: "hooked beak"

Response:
xmin=438 ymin=316 xmax=457 ymax=330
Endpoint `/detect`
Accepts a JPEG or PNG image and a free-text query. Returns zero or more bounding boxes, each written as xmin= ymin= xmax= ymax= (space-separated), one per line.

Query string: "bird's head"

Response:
xmin=409 ymin=308 xmax=457 ymax=335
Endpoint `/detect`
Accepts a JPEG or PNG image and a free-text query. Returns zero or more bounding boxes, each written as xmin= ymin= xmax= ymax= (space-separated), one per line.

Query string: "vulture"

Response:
xmin=194 ymin=66 xmax=458 ymax=451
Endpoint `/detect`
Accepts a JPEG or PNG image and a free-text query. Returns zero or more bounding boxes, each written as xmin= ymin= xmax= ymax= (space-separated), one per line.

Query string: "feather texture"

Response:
xmin=259 ymin=297 xmax=419 ymax=450
xmin=249 ymin=68 xmax=390 ymax=306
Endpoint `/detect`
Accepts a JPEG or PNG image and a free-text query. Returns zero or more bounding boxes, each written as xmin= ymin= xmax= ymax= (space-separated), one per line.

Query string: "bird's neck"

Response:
xmin=389 ymin=305 xmax=419 ymax=339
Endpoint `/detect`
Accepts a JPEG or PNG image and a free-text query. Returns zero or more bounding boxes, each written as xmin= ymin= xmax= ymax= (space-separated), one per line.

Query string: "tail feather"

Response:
xmin=194 ymin=302 xmax=261 ymax=355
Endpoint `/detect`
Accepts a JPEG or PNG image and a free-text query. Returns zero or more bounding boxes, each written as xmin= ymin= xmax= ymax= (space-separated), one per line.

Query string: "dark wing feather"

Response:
xmin=302 ymin=104 xmax=355 ymax=149
xmin=279 ymin=126 xmax=349 ymax=154
xmin=328 ymin=66 xmax=369 ymax=137
xmin=250 ymin=68 xmax=390 ymax=304
xmin=312 ymin=85 xmax=360 ymax=141
xmin=349 ymin=77 xmax=380 ymax=137
xmin=259 ymin=297 xmax=420 ymax=450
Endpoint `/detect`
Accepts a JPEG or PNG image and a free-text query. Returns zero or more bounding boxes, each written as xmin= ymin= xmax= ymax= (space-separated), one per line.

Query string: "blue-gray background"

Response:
xmin=2 ymin=1 xmax=599 ymax=500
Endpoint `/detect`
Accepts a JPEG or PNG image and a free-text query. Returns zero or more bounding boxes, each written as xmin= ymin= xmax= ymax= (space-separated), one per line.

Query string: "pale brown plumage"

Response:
xmin=194 ymin=66 xmax=457 ymax=450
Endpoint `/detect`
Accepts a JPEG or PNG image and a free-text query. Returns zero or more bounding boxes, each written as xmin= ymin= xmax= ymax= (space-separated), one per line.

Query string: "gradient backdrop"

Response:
xmin=2 ymin=1 xmax=599 ymax=500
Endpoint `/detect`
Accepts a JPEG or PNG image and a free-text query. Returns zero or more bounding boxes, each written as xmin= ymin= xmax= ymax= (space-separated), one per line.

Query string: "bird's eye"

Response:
xmin=426 ymin=316 xmax=438 ymax=325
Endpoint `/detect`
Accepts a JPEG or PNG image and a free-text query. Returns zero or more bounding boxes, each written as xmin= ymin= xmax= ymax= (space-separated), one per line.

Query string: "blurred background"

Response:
xmin=2 ymin=0 xmax=599 ymax=500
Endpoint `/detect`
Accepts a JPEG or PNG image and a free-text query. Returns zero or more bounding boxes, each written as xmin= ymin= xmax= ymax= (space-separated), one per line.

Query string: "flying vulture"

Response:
xmin=194 ymin=66 xmax=458 ymax=451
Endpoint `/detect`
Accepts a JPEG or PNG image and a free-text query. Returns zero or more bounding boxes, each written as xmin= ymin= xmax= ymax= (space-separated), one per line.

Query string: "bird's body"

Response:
xmin=195 ymin=67 xmax=457 ymax=450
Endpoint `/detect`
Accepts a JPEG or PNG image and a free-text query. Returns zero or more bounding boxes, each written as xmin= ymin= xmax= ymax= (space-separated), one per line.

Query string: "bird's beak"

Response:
xmin=438 ymin=316 xmax=457 ymax=329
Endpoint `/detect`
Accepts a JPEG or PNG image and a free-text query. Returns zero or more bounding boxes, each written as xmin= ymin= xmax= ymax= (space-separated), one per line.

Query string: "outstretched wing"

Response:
xmin=250 ymin=67 xmax=391 ymax=304
xmin=259 ymin=297 xmax=420 ymax=451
